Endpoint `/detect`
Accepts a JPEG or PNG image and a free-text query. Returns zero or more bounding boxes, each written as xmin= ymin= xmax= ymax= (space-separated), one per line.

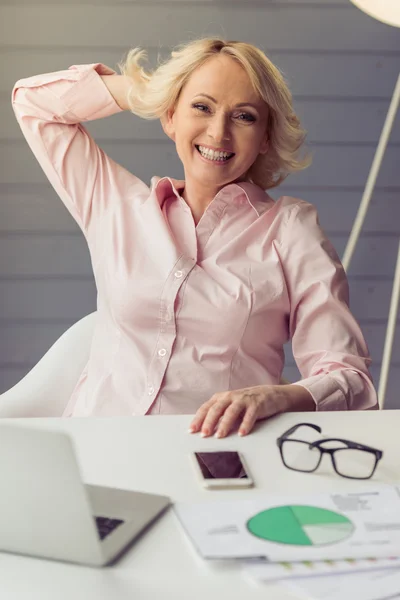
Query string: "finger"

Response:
xmin=215 ymin=401 xmax=246 ymax=438
xmin=200 ymin=397 xmax=232 ymax=437
xmin=238 ymin=404 xmax=260 ymax=437
xmin=188 ymin=399 xmax=215 ymax=433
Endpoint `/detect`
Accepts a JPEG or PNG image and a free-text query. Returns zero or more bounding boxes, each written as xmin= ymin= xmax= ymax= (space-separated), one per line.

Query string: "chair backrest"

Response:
xmin=0 ymin=312 xmax=97 ymax=417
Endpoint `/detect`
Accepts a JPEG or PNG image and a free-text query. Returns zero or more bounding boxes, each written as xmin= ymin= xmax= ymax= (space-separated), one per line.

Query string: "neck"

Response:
xmin=181 ymin=179 xmax=226 ymax=225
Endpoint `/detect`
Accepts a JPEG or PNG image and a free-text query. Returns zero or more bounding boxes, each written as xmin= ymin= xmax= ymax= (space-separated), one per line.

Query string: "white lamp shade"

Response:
xmin=350 ymin=0 xmax=400 ymax=28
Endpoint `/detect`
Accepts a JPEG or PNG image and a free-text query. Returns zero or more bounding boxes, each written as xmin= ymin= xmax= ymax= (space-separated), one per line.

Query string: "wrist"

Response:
xmin=280 ymin=384 xmax=316 ymax=413
xmin=100 ymin=75 xmax=133 ymax=111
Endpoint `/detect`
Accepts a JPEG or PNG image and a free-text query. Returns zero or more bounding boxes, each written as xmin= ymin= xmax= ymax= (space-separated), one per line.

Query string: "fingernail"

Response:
xmin=215 ymin=430 xmax=222 ymax=438
xmin=188 ymin=427 xmax=195 ymax=433
xmin=201 ymin=429 xmax=208 ymax=437
xmin=238 ymin=429 xmax=245 ymax=437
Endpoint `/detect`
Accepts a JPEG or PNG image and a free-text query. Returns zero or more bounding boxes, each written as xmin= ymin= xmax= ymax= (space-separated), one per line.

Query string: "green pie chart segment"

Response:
xmin=246 ymin=505 xmax=354 ymax=546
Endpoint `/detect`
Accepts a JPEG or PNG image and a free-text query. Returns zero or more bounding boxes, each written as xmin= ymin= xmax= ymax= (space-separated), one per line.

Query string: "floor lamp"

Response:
xmin=345 ymin=1 xmax=400 ymax=408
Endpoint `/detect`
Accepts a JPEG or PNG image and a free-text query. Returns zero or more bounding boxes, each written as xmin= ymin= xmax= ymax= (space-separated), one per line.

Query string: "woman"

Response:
xmin=11 ymin=37 xmax=378 ymax=436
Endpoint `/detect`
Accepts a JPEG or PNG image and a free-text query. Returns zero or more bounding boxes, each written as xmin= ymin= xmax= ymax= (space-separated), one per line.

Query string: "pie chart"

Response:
xmin=246 ymin=505 xmax=354 ymax=546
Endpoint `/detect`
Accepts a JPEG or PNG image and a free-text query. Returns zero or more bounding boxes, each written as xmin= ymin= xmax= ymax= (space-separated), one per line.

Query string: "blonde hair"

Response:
xmin=117 ymin=37 xmax=312 ymax=190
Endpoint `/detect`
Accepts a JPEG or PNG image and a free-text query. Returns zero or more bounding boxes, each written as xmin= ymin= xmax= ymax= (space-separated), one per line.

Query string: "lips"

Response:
xmin=195 ymin=144 xmax=235 ymax=155
xmin=195 ymin=145 xmax=235 ymax=160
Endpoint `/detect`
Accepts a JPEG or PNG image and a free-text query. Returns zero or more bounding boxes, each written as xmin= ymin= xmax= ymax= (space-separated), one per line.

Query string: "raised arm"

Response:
xmin=99 ymin=74 xmax=133 ymax=111
xmin=11 ymin=63 xmax=147 ymax=257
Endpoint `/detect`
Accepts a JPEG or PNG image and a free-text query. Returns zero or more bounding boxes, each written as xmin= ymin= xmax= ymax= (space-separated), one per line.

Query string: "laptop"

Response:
xmin=0 ymin=423 xmax=170 ymax=567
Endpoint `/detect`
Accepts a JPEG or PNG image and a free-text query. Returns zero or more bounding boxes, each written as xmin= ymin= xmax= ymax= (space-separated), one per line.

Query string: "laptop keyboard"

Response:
xmin=95 ymin=516 xmax=125 ymax=540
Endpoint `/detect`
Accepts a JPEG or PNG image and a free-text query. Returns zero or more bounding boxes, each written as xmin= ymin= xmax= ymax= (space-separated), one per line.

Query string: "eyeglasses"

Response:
xmin=277 ymin=423 xmax=383 ymax=480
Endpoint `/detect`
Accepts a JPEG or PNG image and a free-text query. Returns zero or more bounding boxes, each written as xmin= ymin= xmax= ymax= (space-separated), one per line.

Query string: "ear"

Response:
xmin=259 ymin=137 xmax=269 ymax=155
xmin=161 ymin=106 xmax=176 ymax=141
xmin=259 ymin=113 xmax=270 ymax=155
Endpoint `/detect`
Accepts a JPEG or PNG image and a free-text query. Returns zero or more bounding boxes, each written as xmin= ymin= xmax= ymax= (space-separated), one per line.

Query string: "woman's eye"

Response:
xmin=236 ymin=113 xmax=256 ymax=123
xmin=192 ymin=103 xmax=209 ymax=112
xmin=192 ymin=104 xmax=255 ymax=123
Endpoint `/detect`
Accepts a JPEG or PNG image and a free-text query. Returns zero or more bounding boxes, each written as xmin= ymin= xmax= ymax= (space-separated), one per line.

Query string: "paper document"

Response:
xmin=174 ymin=486 xmax=400 ymax=562
xmin=243 ymin=556 xmax=400 ymax=582
xmin=283 ymin=567 xmax=400 ymax=600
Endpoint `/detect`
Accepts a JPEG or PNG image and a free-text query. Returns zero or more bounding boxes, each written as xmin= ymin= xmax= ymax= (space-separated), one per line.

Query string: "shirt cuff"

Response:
xmin=292 ymin=373 xmax=348 ymax=411
xmin=60 ymin=63 xmax=124 ymax=121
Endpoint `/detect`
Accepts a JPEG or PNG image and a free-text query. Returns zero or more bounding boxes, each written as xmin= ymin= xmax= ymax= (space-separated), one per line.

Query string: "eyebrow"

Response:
xmin=193 ymin=93 xmax=260 ymax=110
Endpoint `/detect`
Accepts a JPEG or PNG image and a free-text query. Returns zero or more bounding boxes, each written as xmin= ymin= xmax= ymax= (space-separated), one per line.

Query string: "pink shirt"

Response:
xmin=11 ymin=62 xmax=378 ymax=416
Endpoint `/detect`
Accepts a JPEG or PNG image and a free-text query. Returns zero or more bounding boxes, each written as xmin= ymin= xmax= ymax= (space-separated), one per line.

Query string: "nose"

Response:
xmin=207 ymin=113 xmax=231 ymax=144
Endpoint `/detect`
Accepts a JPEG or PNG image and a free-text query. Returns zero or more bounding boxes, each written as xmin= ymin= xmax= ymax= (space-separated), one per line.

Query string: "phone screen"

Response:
xmin=194 ymin=451 xmax=248 ymax=479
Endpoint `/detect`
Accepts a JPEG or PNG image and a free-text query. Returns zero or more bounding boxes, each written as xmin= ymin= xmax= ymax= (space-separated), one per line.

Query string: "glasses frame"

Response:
xmin=276 ymin=422 xmax=383 ymax=480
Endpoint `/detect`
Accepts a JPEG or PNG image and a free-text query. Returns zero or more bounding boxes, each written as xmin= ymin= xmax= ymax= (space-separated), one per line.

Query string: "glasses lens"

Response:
xmin=333 ymin=448 xmax=377 ymax=479
xmin=281 ymin=440 xmax=321 ymax=472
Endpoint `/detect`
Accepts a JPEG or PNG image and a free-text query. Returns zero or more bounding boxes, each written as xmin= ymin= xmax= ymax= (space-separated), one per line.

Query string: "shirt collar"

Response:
xmin=150 ymin=175 xmax=275 ymax=217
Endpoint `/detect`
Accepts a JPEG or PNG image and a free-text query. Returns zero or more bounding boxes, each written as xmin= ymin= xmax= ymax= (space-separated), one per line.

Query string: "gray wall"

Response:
xmin=1 ymin=0 xmax=400 ymax=407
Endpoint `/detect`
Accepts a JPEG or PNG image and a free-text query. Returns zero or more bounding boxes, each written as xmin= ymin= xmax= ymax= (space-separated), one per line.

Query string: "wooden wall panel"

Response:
xmin=1 ymin=5 xmax=400 ymax=52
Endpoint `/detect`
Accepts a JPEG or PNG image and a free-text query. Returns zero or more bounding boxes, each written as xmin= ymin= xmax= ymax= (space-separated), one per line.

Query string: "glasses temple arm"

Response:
xmin=277 ymin=422 xmax=322 ymax=442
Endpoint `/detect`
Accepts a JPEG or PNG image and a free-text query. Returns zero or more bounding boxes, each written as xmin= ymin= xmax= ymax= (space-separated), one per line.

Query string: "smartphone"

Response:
xmin=191 ymin=451 xmax=254 ymax=489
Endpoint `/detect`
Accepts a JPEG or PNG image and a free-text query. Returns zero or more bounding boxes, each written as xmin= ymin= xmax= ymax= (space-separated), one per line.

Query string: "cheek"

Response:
xmin=244 ymin=134 xmax=266 ymax=159
xmin=176 ymin=120 xmax=198 ymax=145
xmin=240 ymin=139 xmax=261 ymax=162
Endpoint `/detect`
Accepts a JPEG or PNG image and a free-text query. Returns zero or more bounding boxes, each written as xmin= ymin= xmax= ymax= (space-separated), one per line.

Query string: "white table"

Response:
xmin=1 ymin=410 xmax=399 ymax=600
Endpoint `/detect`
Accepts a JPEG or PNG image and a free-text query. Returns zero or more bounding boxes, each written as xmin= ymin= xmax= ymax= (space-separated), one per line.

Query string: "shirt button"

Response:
xmin=158 ymin=348 xmax=167 ymax=357
xmin=174 ymin=270 xmax=183 ymax=278
xmin=147 ymin=386 xmax=154 ymax=395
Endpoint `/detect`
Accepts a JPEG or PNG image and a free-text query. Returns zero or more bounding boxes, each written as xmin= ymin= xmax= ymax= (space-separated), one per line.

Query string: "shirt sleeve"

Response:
xmin=277 ymin=199 xmax=379 ymax=411
xmin=11 ymin=63 xmax=146 ymax=258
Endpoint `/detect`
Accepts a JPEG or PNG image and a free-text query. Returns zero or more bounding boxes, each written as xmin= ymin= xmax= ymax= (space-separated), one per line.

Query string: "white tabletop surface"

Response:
xmin=1 ymin=410 xmax=399 ymax=600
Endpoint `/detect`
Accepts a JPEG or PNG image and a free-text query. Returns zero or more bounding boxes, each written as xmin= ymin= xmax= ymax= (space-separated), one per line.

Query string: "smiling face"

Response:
xmin=162 ymin=54 xmax=270 ymax=194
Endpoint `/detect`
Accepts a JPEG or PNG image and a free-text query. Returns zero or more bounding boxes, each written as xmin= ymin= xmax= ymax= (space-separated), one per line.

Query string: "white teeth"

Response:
xmin=197 ymin=145 xmax=233 ymax=161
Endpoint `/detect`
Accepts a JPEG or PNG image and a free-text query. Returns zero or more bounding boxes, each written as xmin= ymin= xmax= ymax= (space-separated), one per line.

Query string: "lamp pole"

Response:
xmin=345 ymin=1 xmax=400 ymax=407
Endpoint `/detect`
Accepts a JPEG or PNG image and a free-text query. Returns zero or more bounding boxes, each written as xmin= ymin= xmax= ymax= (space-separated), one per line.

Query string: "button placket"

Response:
xmin=141 ymin=258 xmax=195 ymax=414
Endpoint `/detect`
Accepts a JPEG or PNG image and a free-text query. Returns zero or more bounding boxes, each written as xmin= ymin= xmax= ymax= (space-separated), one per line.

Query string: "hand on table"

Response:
xmin=188 ymin=384 xmax=315 ymax=438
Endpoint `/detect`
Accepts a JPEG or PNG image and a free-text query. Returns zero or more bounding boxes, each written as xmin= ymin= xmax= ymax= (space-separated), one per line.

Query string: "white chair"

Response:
xmin=0 ymin=312 xmax=97 ymax=417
